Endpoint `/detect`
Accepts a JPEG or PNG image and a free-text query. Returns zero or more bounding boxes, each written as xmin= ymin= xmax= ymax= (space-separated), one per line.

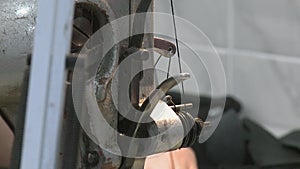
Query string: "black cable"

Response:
xmin=170 ymin=0 xmax=185 ymax=94
xmin=167 ymin=55 xmax=172 ymax=79
xmin=169 ymin=2 xmax=184 ymax=167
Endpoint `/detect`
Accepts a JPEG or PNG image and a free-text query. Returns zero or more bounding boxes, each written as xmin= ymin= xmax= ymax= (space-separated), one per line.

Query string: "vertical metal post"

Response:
xmin=20 ymin=0 xmax=74 ymax=168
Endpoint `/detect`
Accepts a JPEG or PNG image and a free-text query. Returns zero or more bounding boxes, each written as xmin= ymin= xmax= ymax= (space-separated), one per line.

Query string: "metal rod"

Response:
xmin=169 ymin=103 xmax=193 ymax=111
xmin=167 ymin=56 xmax=171 ymax=79
xmin=154 ymin=55 xmax=162 ymax=67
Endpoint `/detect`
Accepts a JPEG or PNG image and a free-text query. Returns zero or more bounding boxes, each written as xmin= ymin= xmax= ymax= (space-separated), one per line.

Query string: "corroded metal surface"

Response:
xmin=0 ymin=0 xmax=37 ymax=126
xmin=0 ymin=0 xmax=37 ymax=106
xmin=0 ymin=0 xmax=120 ymax=121
xmin=0 ymin=0 xmax=120 ymax=107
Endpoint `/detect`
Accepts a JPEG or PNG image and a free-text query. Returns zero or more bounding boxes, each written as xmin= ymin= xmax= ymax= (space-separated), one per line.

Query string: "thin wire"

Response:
xmin=170 ymin=0 xmax=185 ymax=94
xmin=167 ymin=56 xmax=171 ymax=79
xmin=154 ymin=55 xmax=162 ymax=67
xmin=164 ymin=10 xmax=192 ymax=167
xmin=166 ymin=5 xmax=181 ymax=168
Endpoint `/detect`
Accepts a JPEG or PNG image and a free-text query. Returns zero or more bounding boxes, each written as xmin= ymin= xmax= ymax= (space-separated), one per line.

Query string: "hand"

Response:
xmin=144 ymin=148 xmax=198 ymax=169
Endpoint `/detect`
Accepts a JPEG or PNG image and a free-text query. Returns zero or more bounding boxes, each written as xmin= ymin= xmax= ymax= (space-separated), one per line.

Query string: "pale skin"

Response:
xmin=144 ymin=148 xmax=198 ymax=169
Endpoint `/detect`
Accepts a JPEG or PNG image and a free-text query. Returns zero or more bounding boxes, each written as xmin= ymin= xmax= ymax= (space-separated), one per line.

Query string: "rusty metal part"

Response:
xmin=71 ymin=2 xmax=111 ymax=52
xmin=79 ymin=132 xmax=121 ymax=169
xmin=154 ymin=37 xmax=176 ymax=58
xmin=73 ymin=1 xmax=123 ymax=169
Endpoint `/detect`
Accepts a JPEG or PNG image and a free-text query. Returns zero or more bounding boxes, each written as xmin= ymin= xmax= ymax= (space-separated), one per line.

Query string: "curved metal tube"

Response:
xmin=140 ymin=73 xmax=190 ymax=113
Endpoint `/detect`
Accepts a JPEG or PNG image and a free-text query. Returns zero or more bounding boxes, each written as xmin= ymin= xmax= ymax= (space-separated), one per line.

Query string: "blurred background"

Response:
xmin=156 ymin=0 xmax=300 ymax=139
xmin=155 ymin=0 xmax=300 ymax=168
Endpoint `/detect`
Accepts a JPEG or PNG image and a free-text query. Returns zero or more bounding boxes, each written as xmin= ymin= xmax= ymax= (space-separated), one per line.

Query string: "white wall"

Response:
xmin=155 ymin=0 xmax=300 ymax=138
